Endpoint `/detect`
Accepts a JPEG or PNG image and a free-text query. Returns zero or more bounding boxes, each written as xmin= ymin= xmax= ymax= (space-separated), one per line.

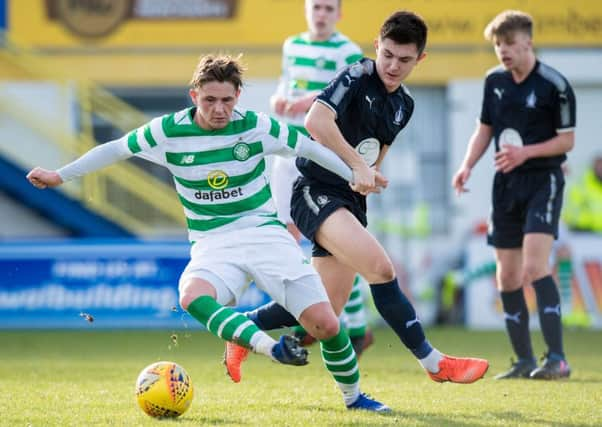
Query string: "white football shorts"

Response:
xmin=179 ymin=225 xmax=328 ymax=319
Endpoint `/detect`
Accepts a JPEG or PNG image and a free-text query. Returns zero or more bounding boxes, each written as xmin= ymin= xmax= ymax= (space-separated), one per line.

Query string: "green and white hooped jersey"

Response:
xmin=124 ymin=107 xmax=304 ymax=241
xmin=275 ymin=31 xmax=362 ymax=127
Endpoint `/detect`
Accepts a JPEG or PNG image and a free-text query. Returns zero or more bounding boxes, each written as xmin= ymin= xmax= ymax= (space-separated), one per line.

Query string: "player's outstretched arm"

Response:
xmin=294 ymin=136 xmax=385 ymax=196
xmin=295 ymin=135 xmax=353 ymax=183
xmin=26 ymin=137 xmax=132 ymax=189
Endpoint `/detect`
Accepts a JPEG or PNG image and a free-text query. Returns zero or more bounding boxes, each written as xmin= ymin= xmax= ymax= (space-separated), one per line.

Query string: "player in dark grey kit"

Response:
xmin=452 ymin=10 xmax=576 ymax=380
xmin=230 ymin=10 xmax=489 ymax=385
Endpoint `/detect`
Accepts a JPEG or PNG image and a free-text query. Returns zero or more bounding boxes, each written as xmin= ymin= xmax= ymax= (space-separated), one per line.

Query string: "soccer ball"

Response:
xmin=135 ymin=361 xmax=194 ymax=418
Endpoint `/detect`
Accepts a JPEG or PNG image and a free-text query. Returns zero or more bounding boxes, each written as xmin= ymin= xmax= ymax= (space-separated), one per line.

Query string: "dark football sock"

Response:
xmin=500 ymin=288 xmax=535 ymax=361
xmin=246 ymin=301 xmax=299 ymax=330
xmin=370 ymin=278 xmax=433 ymax=358
xmin=533 ymin=275 xmax=565 ymax=359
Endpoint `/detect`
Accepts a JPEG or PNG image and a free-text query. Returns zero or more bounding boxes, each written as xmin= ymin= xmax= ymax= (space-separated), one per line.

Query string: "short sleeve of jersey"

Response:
xmin=316 ymin=59 xmax=365 ymax=118
xmin=479 ymin=75 xmax=494 ymax=126
xmin=124 ymin=115 xmax=165 ymax=163
xmin=340 ymin=41 xmax=363 ymax=67
xmin=554 ymin=77 xmax=576 ymax=131
xmin=257 ymin=112 xmax=307 ymax=158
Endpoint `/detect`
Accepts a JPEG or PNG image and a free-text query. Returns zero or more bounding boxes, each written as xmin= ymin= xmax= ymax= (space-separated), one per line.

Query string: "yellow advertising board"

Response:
xmin=5 ymin=0 xmax=602 ymax=83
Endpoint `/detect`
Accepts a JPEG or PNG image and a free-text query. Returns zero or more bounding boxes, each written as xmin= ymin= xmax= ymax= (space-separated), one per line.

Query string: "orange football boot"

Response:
xmin=428 ymin=355 xmax=489 ymax=384
xmin=223 ymin=341 xmax=250 ymax=383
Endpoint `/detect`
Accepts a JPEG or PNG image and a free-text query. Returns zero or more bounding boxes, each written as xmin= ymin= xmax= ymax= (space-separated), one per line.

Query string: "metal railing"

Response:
xmin=0 ymin=32 xmax=185 ymax=235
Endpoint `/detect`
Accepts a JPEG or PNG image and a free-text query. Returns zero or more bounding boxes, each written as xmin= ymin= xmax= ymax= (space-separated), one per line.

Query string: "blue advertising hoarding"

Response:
xmin=0 ymin=240 xmax=271 ymax=329
xmin=0 ymin=0 xmax=6 ymax=30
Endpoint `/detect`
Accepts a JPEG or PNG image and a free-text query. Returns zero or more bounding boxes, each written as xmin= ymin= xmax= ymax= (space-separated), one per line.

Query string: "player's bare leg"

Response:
xmin=315 ymin=208 xmax=488 ymax=383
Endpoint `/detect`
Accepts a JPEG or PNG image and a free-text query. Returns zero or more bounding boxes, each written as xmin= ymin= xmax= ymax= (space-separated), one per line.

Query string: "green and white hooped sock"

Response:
xmin=187 ymin=295 xmax=276 ymax=356
xmin=320 ymin=328 xmax=360 ymax=405
xmin=342 ymin=276 xmax=368 ymax=338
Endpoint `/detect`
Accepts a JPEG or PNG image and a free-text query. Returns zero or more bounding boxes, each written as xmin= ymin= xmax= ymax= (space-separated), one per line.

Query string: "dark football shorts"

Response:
xmin=290 ymin=177 xmax=367 ymax=257
xmin=487 ymin=168 xmax=565 ymax=248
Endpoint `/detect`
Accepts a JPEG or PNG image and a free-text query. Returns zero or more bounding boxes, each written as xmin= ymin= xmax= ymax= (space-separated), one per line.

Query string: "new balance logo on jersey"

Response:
xmin=405 ymin=317 xmax=420 ymax=329
xmin=504 ymin=311 xmax=521 ymax=324
xmin=181 ymin=155 xmax=195 ymax=165
xmin=494 ymin=88 xmax=504 ymax=100
xmin=544 ymin=304 xmax=561 ymax=316
xmin=365 ymin=95 xmax=375 ymax=109
xmin=195 ymin=187 xmax=243 ymax=202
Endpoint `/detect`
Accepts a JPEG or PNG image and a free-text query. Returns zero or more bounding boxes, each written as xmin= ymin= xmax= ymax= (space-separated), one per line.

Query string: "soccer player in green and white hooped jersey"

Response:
xmin=26 ymin=54 xmax=389 ymax=412
xmin=267 ymin=0 xmax=373 ymax=360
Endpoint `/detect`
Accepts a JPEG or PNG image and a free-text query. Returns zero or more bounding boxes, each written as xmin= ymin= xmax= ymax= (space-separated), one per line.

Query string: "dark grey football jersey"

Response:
xmin=480 ymin=61 xmax=576 ymax=170
xmin=297 ymin=57 xmax=414 ymax=187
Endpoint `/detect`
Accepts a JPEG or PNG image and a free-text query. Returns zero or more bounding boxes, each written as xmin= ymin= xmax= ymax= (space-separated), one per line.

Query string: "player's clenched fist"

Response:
xmin=26 ymin=167 xmax=63 ymax=189
xmin=349 ymin=162 xmax=375 ymax=195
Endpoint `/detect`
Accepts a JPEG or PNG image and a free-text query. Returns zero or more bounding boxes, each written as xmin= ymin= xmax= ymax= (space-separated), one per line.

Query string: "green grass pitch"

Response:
xmin=1 ymin=327 xmax=600 ymax=426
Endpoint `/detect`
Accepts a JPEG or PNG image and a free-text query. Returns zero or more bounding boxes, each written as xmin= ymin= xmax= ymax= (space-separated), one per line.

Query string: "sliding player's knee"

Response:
xmin=309 ymin=314 xmax=340 ymax=340
xmin=299 ymin=303 xmax=340 ymax=340
xmin=178 ymin=279 xmax=216 ymax=310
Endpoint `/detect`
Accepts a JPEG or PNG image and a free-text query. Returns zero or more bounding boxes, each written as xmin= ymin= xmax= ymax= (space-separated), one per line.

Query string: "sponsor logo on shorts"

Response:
xmin=316 ymin=195 xmax=329 ymax=207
